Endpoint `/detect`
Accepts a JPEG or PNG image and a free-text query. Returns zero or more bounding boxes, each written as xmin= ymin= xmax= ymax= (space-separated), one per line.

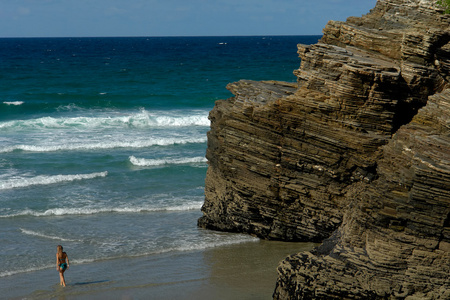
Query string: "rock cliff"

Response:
xmin=198 ymin=0 xmax=449 ymax=298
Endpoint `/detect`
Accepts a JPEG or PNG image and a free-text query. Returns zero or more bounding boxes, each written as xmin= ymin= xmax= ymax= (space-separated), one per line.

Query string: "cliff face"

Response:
xmin=273 ymin=89 xmax=450 ymax=299
xmin=198 ymin=0 xmax=449 ymax=298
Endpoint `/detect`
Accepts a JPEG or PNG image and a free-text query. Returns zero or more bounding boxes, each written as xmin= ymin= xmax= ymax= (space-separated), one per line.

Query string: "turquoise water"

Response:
xmin=0 ymin=36 xmax=320 ymax=298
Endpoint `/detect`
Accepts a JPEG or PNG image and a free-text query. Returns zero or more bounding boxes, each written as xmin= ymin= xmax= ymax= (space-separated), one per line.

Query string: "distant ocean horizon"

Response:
xmin=1 ymin=34 xmax=322 ymax=38
xmin=0 ymin=35 xmax=320 ymax=299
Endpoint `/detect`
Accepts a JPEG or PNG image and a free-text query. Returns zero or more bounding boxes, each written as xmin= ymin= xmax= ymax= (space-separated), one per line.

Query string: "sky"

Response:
xmin=0 ymin=0 xmax=377 ymax=38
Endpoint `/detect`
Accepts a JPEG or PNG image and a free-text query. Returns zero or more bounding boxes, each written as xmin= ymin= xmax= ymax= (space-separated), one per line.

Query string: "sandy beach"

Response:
xmin=2 ymin=239 xmax=317 ymax=300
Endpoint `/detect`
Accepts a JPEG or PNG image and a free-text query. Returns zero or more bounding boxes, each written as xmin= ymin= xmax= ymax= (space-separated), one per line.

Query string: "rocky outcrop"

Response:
xmin=273 ymin=89 xmax=450 ymax=299
xmin=198 ymin=0 xmax=449 ymax=298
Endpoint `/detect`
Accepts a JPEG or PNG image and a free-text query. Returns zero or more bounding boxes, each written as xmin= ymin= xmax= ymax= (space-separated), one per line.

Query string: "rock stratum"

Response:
xmin=198 ymin=0 xmax=450 ymax=299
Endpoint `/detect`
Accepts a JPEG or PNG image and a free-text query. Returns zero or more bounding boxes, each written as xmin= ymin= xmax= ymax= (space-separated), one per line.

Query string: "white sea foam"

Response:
xmin=129 ymin=155 xmax=207 ymax=167
xmin=0 ymin=137 xmax=207 ymax=153
xmin=0 ymin=201 xmax=203 ymax=218
xmin=3 ymin=101 xmax=24 ymax=106
xmin=94 ymin=233 xmax=259 ymax=261
xmin=55 ymin=103 xmax=84 ymax=112
xmin=0 ymin=171 xmax=108 ymax=190
xmin=20 ymin=228 xmax=77 ymax=242
xmin=0 ymin=265 xmax=50 ymax=278
xmin=173 ymin=235 xmax=259 ymax=253
xmin=0 ymin=109 xmax=210 ymax=130
xmin=143 ymin=234 xmax=259 ymax=258
xmin=0 ymin=258 xmax=98 ymax=278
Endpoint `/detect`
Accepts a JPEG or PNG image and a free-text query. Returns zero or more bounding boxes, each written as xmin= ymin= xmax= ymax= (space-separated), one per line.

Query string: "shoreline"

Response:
xmin=1 ymin=239 xmax=317 ymax=299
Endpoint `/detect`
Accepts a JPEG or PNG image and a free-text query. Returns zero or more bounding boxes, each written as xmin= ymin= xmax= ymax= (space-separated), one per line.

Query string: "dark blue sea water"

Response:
xmin=0 ymin=36 xmax=320 ymax=299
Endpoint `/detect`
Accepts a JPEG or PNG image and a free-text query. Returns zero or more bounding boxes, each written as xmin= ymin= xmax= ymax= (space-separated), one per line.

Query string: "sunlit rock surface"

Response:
xmin=198 ymin=0 xmax=449 ymax=298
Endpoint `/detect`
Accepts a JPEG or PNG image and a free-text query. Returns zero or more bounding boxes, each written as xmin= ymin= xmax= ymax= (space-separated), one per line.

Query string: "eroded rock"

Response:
xmin=198 ymin=0 xmax=449 ymax=298
xmin=274 ymin=89 xmax=450 ymax=299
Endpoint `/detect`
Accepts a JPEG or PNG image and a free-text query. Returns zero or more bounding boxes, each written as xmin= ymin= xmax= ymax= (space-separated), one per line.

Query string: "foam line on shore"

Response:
xmin=167 ymin=235 xmax=260 ymax=254
xmin=0 ymin=265 xmax=50 ymax=278
xmin=0 ymin=234 xmax=258 ymax=279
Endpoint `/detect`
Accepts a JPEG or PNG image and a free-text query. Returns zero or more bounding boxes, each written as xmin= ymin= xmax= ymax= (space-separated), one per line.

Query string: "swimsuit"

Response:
xmin=58 ymin=252 xmax=68 ymax=271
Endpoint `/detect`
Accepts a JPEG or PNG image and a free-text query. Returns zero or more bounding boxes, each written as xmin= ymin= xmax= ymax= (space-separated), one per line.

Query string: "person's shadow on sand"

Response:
xmin=72 ymin=280 xmax=109 ymax=286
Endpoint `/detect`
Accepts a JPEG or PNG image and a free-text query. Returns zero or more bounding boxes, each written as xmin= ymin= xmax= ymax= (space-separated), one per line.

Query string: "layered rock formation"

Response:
xmin=273 ymin=89 xmax=450 ymax=299
xmin=198 ymin=0 xmax=449 ymax=298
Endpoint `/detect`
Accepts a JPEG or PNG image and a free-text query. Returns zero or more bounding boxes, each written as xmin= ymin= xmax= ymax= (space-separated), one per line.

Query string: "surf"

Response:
xmin=129 ymin=155 xmax=207 ymax=167
xmin=0 ymin=109 xmax=210 ymax=130
xmin=0 ymin=201 xmax=204 ymax=218
xmin=20 ymin=228 xmax=78 ymax=242
xmin=2 ymin=101 xmax=24 ymax=106
xmin=0 ymin=232 xmax=258 ymax=279
xmin=0 ymin=171 xmax=108 ymax=190
xmin=0 ymin=137 xmax=207 ymax=153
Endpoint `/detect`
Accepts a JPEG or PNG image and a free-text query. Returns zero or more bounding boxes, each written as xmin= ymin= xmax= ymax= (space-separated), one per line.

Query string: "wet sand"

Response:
xmin=2 ymin=239 xmax=317 ymax=300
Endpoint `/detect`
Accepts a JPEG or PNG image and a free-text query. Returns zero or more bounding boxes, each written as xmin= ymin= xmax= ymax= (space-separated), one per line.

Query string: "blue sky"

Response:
xmin=0 ymin=0 xmax=377 ymax=37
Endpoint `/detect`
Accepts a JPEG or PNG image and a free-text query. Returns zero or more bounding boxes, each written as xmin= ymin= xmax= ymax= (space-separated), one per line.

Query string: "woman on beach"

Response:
xmin=56 ymin=245 xmax=69 ymax=287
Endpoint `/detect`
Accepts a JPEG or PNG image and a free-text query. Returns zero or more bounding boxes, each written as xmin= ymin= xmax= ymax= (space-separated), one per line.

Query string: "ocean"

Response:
xmin=0 ymin=36 xmax=320 ymax=299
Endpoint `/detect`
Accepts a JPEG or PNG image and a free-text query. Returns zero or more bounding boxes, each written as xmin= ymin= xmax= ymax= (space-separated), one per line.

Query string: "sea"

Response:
xmin=0 ymin=36 xmax=320 ymax=299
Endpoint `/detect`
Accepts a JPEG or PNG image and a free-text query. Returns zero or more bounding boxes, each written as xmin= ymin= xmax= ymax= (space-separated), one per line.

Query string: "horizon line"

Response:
xmin=0 ymin=34 xmax=323 ymax=39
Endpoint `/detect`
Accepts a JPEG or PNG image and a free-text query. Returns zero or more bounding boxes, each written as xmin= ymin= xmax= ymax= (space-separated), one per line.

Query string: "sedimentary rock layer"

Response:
xmin=198 ymin=0 xmax=449 ymax=298
xmin=273 ymin=89 xmax=450 ymax=299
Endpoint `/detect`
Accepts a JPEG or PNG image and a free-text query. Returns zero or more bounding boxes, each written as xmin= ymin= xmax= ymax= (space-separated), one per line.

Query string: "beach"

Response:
xmin=2 ymin=236 xmax=316 ymax=299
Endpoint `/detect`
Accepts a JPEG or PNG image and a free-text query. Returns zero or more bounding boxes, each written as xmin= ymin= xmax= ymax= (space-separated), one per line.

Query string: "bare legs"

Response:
xmin=59 ymin=268 xmax=66 ymax=287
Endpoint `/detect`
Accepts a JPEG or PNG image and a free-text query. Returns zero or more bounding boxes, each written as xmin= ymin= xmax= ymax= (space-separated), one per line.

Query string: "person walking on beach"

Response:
xmin=56 ymin=245 xmax=69 ymax=287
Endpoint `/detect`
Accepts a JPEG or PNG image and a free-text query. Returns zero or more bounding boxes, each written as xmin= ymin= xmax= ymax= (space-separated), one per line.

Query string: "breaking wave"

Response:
xmin=0 ymin=137 xmax=207 ymax=153
xmin=3 ymin=101 xmax=24 ymax=106
xmin=0 ymin=171 xmax=108 ymax=190
xmin=129 ymin=155 xmax=207 ymax=166
xmin=0 ymin=201 xmax=203 ymax=218
xmin=0 ymin=109 xmax=210 ymax=130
